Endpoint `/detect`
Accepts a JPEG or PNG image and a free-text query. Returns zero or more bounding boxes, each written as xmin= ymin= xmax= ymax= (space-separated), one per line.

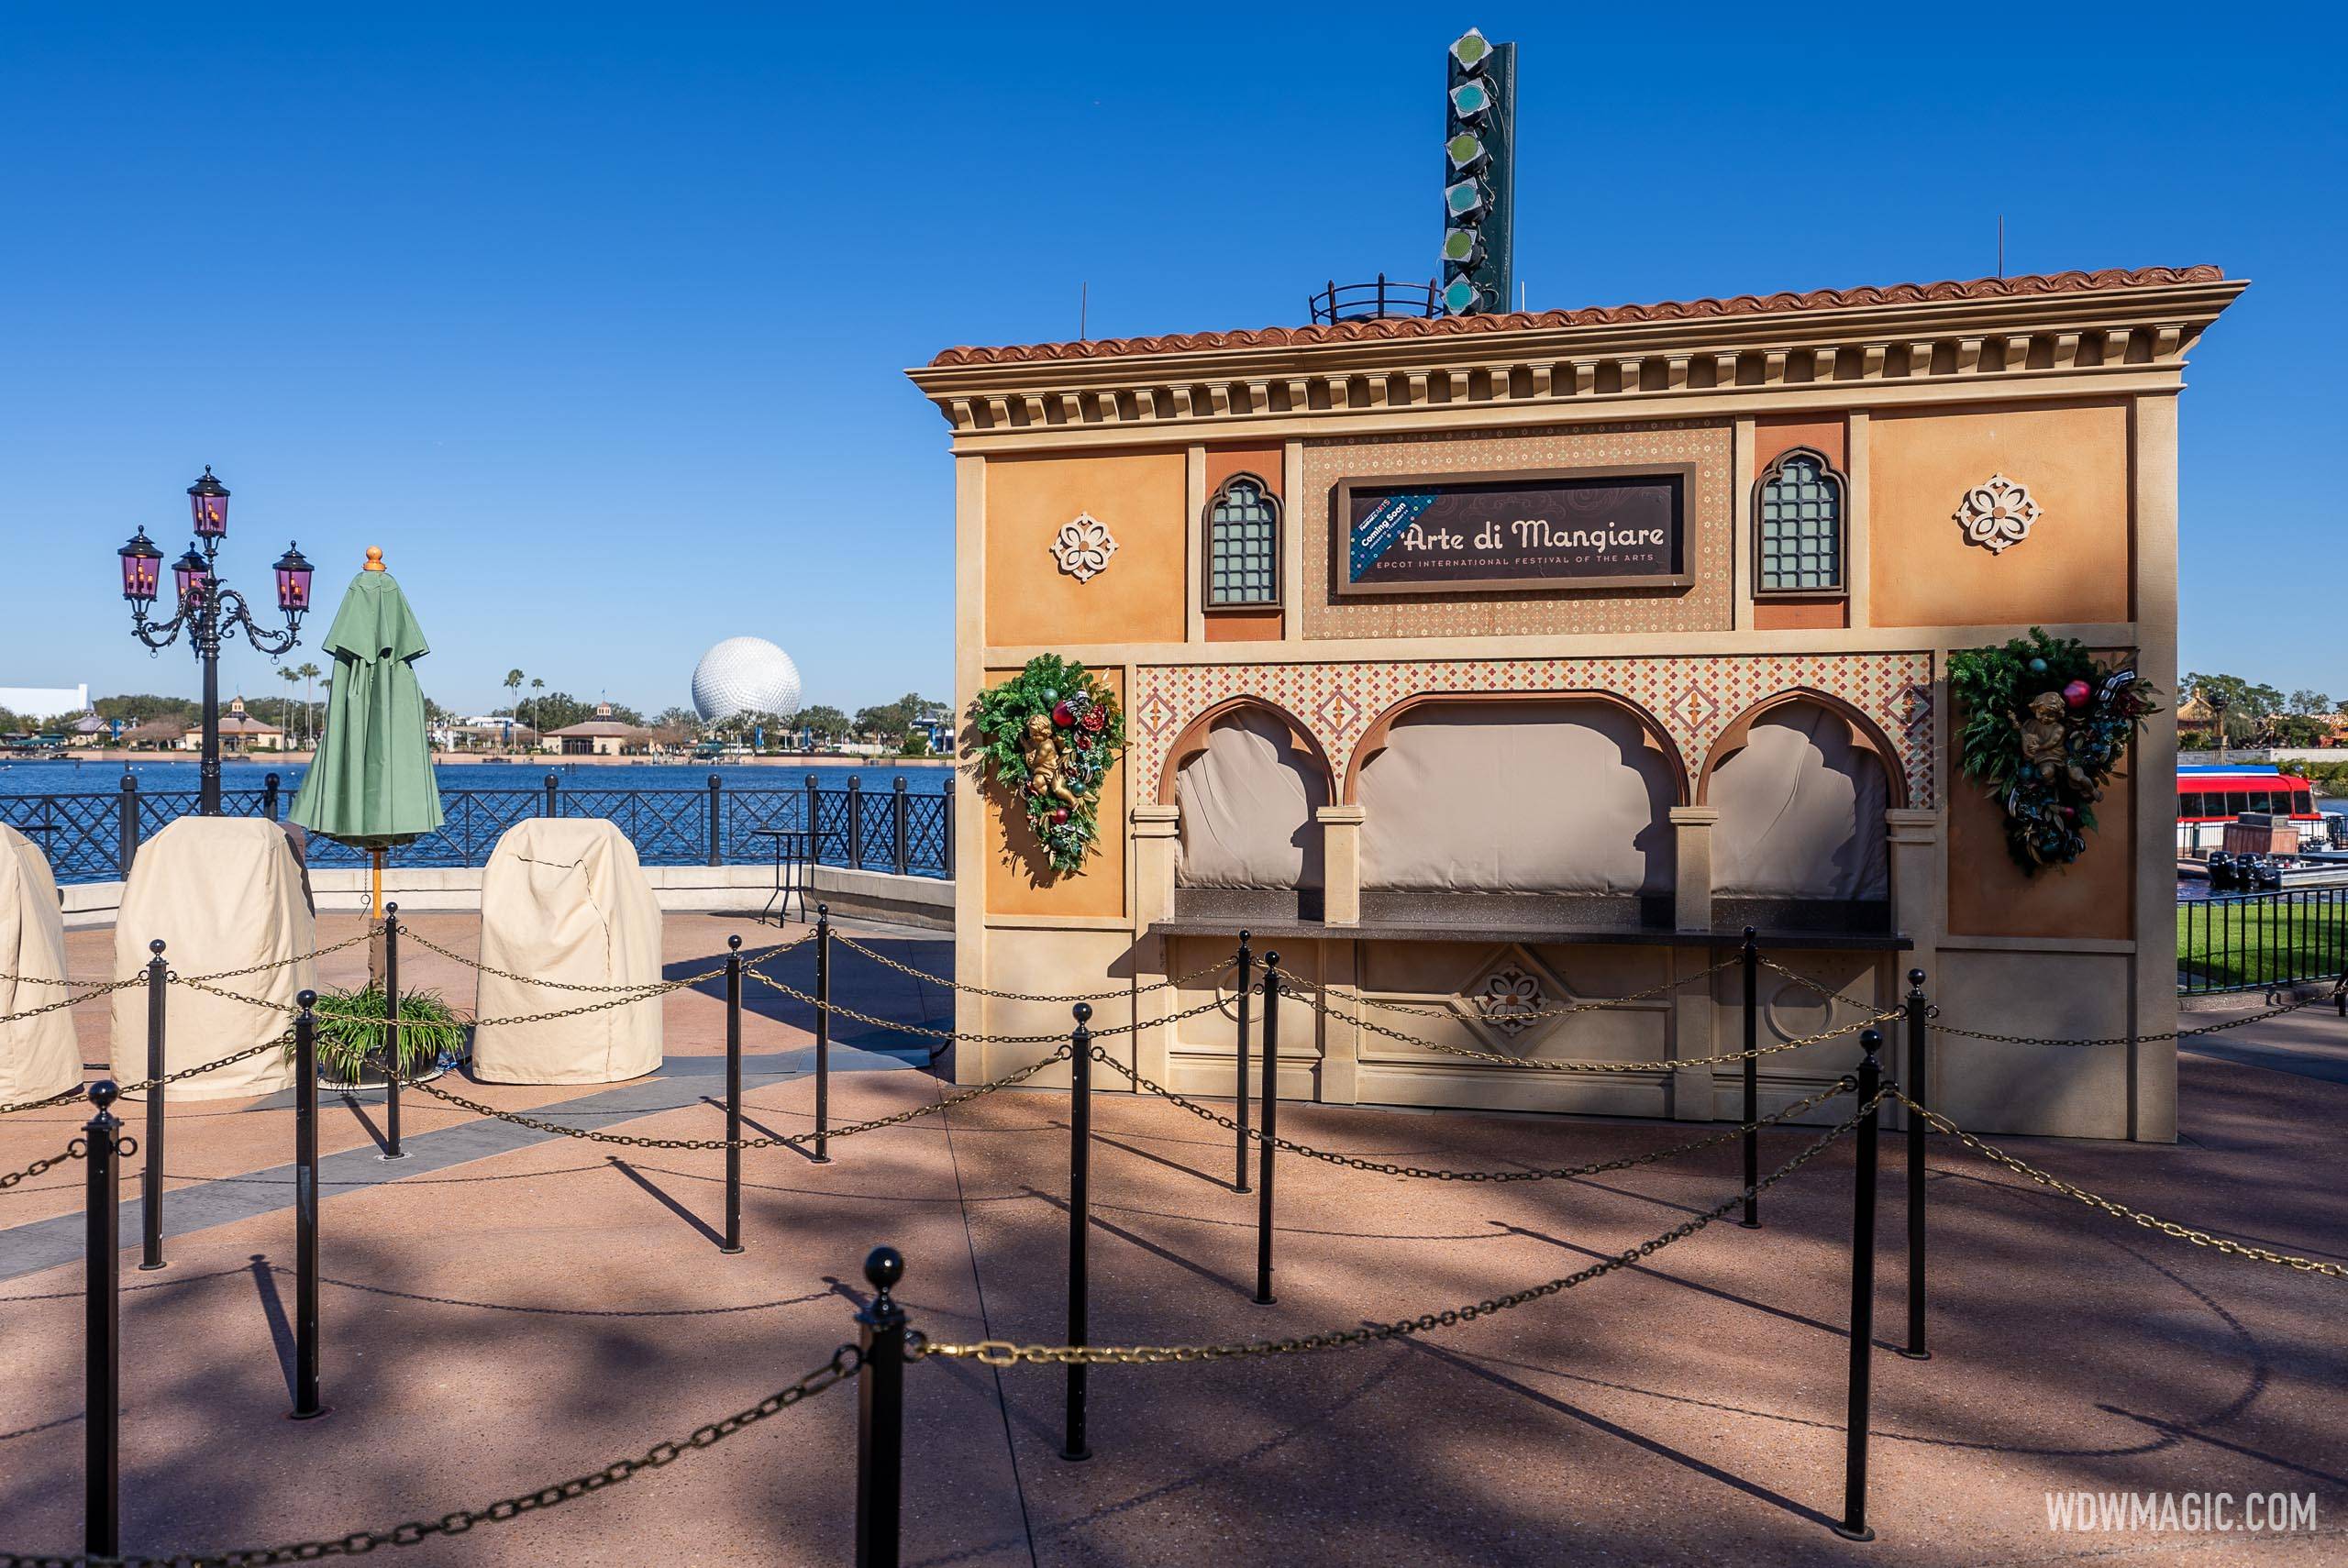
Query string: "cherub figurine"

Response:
xmin=2015 ymin=690 xmax=2096 ymax=795
xmin=1022 ymin=712 xmax=1080 ymax=812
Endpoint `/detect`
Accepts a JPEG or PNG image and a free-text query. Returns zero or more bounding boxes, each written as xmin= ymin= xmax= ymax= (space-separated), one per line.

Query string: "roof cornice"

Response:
xmin=905 ymin=268 xmax=2245 ymax=438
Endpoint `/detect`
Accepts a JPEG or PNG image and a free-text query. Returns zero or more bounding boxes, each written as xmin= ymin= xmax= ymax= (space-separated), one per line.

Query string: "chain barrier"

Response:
xmin=1098 ymin=1047 xmax=1854 ymax=1181
xmin=1896 ymin=1090 xmax=2347 ymax=1278
xmin=832 ymin=933 xmax=1235 ymax=1003
xmin=1278 ymin=955 xmax=1741 ymax=1027
xmin=742 ymin=965 xmax=1235 ymax=1044
xmin=0 ymin=977 xmax=148 ymax=1027
xmin=0 ymin=1346 xmax=860 ymax=1568
xmin=396 ymin=921 xmax=772 ymax=992
xmin=922 ymin=1094 xmax=1879 ymax=1367
xmin=0 ymin=1142 xmax=85 ymax=1191
xmin=405 ymin=1043 xmax=1075 ymax=1149
xmin=1 ymin=1035 xmax=291 ymax=1119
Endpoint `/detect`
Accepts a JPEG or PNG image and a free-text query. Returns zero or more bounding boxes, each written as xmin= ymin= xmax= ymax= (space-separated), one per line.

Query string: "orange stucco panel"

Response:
xmin=1944 ymin=749 xmax=2136 ymax=941
xmin=980 ymin=665 xmax=1127 ymax=919
xmin=1203 ymin=608 xmax=1283 ymax=641
xmin=1869 ymin=403 xmax=2132 ymax=628
xmin=1755 ymin=599 xmax=1848 ymax=631
xmin=1204 ymin=445 xmax=1283 ymax=501
xmin=1755 ymin=414 xmax=1845 ymax=472
xmin=985 ymin=451 xmax=1186 ymax=648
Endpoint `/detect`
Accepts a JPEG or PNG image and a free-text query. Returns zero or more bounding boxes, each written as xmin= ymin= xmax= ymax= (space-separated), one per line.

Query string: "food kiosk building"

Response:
xmin=908 ymin=265 xmax=2242 ymax=1141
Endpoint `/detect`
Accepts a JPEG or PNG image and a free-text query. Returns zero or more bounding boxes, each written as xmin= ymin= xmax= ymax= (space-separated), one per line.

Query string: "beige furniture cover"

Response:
xmin=1 ymin=824 xmax=81 ymax=1106
xmin=109 ymin=817 xmax=312 ymax=1099
xmin=1176 ymin=711 xmax=1328 ymax=889
xmin=471 ymin=818 xmax=663 ymax=1084
xmin=1360 ymin=701 xmax=1676 ymax=894
xmin=1709 ymin=707 xmax=1890 ymax=900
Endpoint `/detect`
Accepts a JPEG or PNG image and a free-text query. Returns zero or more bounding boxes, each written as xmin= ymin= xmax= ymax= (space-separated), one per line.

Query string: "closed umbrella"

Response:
xmin=288 ymin=546 xmax=445 ymax=922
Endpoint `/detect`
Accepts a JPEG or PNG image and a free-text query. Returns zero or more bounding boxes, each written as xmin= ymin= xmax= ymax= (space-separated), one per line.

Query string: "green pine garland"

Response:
xmin=970 ymin=654 xmax=1127 ymax=876
xmin=1948 ymin=628 xmax=2160 ymax=872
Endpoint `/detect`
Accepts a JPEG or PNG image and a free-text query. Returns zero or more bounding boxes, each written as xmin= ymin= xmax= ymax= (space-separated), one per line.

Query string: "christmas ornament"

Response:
xmin=970 ymin=655 xmax=1127 ymax=877
xmin=2062 ymin=679 xmax=2091 ymax=710
xmin=1951 ymin=629 xmax=2159 ymax=872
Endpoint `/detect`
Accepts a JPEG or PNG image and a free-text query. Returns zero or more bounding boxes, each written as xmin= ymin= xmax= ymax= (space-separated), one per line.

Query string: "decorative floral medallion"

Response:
xmin=1471 ymin=965 xmax=1545 ymax=1039
xmin=1049 ymin=513 xmax=1118 ymax=582
xmin=1954 ymin=474 xmax=2042 ymax=554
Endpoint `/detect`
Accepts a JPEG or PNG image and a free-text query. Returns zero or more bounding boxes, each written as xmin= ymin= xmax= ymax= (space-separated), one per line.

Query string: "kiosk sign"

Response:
xmin=1338 ymin=466 xmax=1691 ymax=594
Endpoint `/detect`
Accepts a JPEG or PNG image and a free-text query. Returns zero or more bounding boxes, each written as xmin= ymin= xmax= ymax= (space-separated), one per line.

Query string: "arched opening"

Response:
xmin=1168 ymin=701 xmax=1332 ymax=921
xmin=1702 ymin=694 xmax=1895 ymax=921
xmin=1355 ymin=696 xmax=1681 ymax=925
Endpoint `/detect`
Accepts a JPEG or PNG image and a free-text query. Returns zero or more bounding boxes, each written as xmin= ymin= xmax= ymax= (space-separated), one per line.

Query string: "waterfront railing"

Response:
xmin=0 ymin=770 xmax=953 ymax=885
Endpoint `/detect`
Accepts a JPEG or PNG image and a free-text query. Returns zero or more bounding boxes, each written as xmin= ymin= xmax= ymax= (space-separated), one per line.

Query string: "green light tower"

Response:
xmin=1440 ymin=28 xmax=1516 ymax=317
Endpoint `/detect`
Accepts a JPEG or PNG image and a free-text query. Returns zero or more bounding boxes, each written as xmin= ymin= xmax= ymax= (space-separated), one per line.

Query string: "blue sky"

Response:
xmin=3 ymin=3 xmax=2340 ymax=715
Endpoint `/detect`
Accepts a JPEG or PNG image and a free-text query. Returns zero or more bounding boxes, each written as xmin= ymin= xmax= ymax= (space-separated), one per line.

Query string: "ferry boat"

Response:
xmin=2176 ymin=764 xmax=2330 ymax=854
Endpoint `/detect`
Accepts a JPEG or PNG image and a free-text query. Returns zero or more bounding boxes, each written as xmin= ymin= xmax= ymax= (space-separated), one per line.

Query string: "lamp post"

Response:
xmin=117 ymin=469 xmax=314 ymax=815
xmin=2207 ymin=689 xmax=2231 ymax=767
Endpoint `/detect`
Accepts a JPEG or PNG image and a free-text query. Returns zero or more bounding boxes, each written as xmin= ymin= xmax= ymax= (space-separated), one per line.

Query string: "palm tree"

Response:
xmin=279 ymin=666 xmax=304 ymax=747
xmin=295 ymin=661 xmax=323 ymax=751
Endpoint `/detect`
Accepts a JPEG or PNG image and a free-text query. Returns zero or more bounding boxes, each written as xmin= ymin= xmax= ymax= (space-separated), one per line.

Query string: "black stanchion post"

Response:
xmin=544 ymin=770 xmax=559 ymax=817
xmin=723 ymin=934 xmax=745 ymax=1253
xmin=855 ymin=1246 xmax=907 ymax=1568
xmin=1741 ymin=925 xmax=1760 ymax=1229
xmin=1255 ymin=958 xmax=1280 ymax=1306
xmin=117 ymin=771 xmax=140 ymax=878
xmin=291 ymin=991 xmax=326 ymax=1419
xmin=892 ymin=776 xmax=910 ymax=875
xmin=1062 ymin=1002 xmax=1092 ymax=1463
xmin=814 ymin=904 xmax=833 ymax=1163
xmin=1901 ymin=968 xmax=1930 ymax=1361
xmin=382 ymin=901 xmax=405 ymax=1160
xmin=1233 ymin=931 xmax=1253 ymax=1194
xmin=263 ymin=770 xmax=281 ymax=822
xmin=138 ymin=939 xmax=167 ymax=1271
xmin=83 ymin=1079 xmax=122 ymax=1558
xmin=707 ymin=772 xmax=724 ymax=867
xmin=1834 ymin=1028 xmax=1884 ymax=1542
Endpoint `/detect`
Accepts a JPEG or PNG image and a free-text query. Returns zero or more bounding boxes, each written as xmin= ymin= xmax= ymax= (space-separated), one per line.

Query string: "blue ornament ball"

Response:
xmin=2027 ymin=658 xmax=2048 ymax=675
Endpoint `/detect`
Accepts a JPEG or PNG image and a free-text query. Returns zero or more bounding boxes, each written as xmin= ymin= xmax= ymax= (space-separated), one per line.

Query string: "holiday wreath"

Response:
xmin=970 ymin=654 xmax=1127 ymax=876
xmin=1948 ymin=628 xmax=2160 ymax=872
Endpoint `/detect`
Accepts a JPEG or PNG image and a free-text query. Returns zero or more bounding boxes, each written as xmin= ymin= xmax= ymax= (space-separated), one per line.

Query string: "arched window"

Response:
xmin=1755 ymin=448 xmax=1844 ymax=595
xmin=1206 ymin=474 xmax=1279 ymax=606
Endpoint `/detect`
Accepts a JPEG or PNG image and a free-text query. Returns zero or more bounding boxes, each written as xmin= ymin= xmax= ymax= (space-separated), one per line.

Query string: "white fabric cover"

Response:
xmin=1 ymin=825 xmax=80 ymax=1106
xmin=1176 ymin=711 xmax=1328 ymax=889
xmin=471 ymin=818 xmax=663 ymax=1084
xmin=1359 ymin=702 xmax=1676 ymax=894
xmin=109 ymin=817 xmax=312 ymax=1099
xmin=1709 ymin=707 xmax=1889 ymax=900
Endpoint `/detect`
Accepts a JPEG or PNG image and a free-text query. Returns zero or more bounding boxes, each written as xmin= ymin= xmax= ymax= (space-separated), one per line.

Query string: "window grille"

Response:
xmin=1208 ymin=476 xmax=1279 ymax=606
xmin=1756 ymin=450 xmax=1844 ymax=594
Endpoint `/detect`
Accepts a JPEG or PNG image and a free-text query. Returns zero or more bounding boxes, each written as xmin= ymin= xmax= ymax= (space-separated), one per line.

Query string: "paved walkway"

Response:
xmin=2 ymin=921 xmax=2342 ymax=1566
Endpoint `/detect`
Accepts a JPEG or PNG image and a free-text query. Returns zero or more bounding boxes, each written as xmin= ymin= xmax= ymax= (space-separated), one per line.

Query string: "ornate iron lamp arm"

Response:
xmin=127 ymin=603 xmax=189 ymax=652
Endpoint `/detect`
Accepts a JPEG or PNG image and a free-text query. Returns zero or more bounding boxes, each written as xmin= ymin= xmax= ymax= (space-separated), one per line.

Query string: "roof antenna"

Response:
xmin=1518 ymin=281 xmax=1526 ymax=312
xmin=1997 ymin=215 xmax=2005 ymax=280
xmin=1080 ymin=282 xmax=1088 ymax=341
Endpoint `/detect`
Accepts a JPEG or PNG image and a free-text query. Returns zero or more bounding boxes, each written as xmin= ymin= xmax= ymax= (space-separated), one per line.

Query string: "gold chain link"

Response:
xmin=833 ymin=933 xmax=1235 ymax=1002
xmin=1896 ymin=1090 xmax=2347 ymax=1277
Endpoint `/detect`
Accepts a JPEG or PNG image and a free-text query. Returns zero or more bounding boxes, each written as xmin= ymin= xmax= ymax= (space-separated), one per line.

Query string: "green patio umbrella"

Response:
xmin=288 ymin=547 xmax=445 ymax=920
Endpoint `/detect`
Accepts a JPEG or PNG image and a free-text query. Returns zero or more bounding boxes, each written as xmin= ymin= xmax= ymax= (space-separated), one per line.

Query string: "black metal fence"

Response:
xmin=0 ymin=771 xmax=954 ymax=886
xmin=2176 ymin=886 xmax=2348 ymax=995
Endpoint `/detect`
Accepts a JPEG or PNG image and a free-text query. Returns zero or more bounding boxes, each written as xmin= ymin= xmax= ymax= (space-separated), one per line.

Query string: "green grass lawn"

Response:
xmin=2177 ymin=898 xmax=2348 ymax=991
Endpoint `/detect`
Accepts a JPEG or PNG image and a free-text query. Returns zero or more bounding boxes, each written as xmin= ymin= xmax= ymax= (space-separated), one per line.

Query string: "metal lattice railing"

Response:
xmin=3 ymin=772 xmax=953 ymax=885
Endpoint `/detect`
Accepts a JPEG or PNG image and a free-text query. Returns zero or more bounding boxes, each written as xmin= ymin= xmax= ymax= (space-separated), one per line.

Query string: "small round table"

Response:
xmin=750 ymin=828 xmax=811 ymax=926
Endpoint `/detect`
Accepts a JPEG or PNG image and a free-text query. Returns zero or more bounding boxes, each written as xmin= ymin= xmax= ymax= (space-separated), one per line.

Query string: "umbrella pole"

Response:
xmin=367 ymin=849 xmax=386 ymax=988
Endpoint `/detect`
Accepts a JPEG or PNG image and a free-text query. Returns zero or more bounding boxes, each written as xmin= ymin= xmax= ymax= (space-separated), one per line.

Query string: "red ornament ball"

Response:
xmin=1052 ymin=701 xmax=1074 ymax=726
xmin=1081 ymin=706 xmax=1106 ymax=734
xmin=1051 ymin=808 xmax=1069 ymax=825
xmin=2062 ymin=679 xmax=2091 ymax=710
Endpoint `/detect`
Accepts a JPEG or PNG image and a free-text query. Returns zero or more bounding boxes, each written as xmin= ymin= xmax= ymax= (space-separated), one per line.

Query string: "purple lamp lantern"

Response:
xmin=187 ymin=466 xmax=230 ymax=538
xmin=172 ymin=545 xmax=213 ymax=608
xmin=272 ymin=542 xmax=315 ymax=615
xmin=117 ymin=528 xmax=163 ymax=604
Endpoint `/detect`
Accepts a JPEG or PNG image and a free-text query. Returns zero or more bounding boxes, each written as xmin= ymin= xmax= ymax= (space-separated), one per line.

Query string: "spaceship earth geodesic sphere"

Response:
xmin=691 ymin=636 xmax=803 ymax=723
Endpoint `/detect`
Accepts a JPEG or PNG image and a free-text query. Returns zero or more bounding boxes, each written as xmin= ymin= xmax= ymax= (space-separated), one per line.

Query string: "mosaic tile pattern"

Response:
xmin=1301 ymin=421 xmax=1733 ymax=640
xmin=1135 ymin=652 xmax=1938 ymax=806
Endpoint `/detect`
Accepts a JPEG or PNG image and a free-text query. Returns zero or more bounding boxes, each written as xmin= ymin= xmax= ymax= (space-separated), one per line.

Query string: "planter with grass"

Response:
xmin=293 ymin=985 xmax=470 ymax=1089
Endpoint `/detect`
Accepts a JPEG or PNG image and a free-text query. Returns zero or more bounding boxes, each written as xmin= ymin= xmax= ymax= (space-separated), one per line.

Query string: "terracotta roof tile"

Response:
xmin=926 ymin=265 xmax=2225 ymax=368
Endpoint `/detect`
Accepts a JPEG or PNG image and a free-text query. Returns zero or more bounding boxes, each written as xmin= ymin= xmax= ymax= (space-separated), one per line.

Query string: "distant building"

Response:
xmin=541 ymin=702 xmax=653 ymax=757
xmin=0 ymin=683 xmax=89 ymax=721
xmin=172 ymin=696 xmax=284 ymax=754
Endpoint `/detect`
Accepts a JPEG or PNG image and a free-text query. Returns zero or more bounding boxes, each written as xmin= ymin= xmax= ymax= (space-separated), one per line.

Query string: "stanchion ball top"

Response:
xmin=1072 ymin=1001 xmax=1092 ymax=1023
xmin=864 ymin=1246 xmax=905 ymax=1291
xmin=297 ymin=988 xmax=317 ymax=1010
xmin=728 ymin=933 xmax=742 ymax=951
xmin=150 ymin=938 xmax=166 ymax=955
xmin=1908 ymin=966 xmax=1927 ymax=988
xmin=88 ymin=1079 xmax=119 ymax=1110
xmin=1859 ymin=1028 xmax=1884 ymax=1055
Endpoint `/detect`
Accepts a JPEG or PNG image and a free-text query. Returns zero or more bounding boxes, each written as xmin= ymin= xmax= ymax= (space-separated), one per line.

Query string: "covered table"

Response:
xmin=109 ymin=817 xmax=313 ymax=1099
xmin=471 ymin=818 xmax=664 ymax=1084
xmin=1 ymin=824 xmax=81 ymax=1107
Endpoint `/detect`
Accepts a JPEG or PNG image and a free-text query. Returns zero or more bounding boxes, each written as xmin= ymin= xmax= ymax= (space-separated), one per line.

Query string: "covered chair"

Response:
xmin=109 ymin=817 xmax=313 ymax=1099
xmin=2 ymin=824 xmax=81 ymax=1107
xmin=471 ymin=818 xmax=663 ymax=1085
